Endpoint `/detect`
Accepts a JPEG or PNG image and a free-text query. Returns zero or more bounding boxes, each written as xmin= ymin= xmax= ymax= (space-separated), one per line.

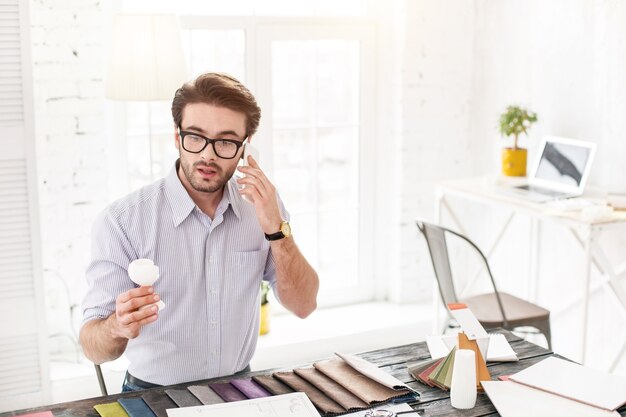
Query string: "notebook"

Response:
xmin=498 ymin=136 xmax=596 ymax=202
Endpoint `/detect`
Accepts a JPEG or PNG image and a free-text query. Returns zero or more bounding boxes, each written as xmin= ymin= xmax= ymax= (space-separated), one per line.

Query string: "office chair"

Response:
xmin=94 ymin=363 xmax=108 ymax=396
xmin=416 ymin=219 xmax=552 ymax=350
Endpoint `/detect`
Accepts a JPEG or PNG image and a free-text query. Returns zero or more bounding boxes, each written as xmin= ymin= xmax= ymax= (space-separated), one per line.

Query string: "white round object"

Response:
xmin=450 ymin=349 xmax=477 ymax=409
xmin=128 ymin=258 xmax=160 ymax=286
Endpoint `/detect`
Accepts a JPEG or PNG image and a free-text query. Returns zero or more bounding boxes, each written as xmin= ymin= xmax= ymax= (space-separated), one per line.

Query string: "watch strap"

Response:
xmin=264 ymin=230 xmax=286 ymax=241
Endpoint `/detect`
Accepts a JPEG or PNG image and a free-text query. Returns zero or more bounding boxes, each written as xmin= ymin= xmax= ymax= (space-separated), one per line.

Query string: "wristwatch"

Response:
xmin=264 ymin=220 xmax=292 ymax=241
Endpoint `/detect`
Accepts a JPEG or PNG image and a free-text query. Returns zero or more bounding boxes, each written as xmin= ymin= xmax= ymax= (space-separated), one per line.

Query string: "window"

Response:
xmin=120 ymin=15 xmax=377 ymax=307
xmin=256 ymin=24 xmax=376 ymax=306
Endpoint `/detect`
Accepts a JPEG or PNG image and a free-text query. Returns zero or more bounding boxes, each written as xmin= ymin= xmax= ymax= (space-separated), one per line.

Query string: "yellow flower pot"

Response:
xmin=501 ymin=148 xmax=527 ymax=177
xmin=259 ymin=303 xmax=270 ymax=335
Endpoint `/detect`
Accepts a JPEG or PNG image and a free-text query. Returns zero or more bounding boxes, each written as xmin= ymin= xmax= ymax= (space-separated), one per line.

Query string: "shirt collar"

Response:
xmin=224 ymin=177 xmax=242 ymax=220
xmin=165 ymin=161 xmax=197 ymax=227
xmin=165 ymin=160 xmax=242 ymax=226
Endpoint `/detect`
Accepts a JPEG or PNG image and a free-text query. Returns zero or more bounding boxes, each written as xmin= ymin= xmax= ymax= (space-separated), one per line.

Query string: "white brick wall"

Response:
xmin=30 ymin=0 xmax=110 ymax=347
xmin=397 ymin=0 xmax=478 ymax=302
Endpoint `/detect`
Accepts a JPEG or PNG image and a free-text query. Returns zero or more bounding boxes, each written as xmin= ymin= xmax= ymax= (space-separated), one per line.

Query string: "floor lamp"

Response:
xmin=105 ymin=14 xmax=188 ymax=180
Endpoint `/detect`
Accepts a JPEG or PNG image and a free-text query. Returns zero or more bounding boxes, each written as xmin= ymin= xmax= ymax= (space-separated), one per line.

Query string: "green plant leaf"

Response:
xmin=260 ymin=281 xmax=269 ymax=305
xmin=499 ymin=105 xmax=538 ymax=138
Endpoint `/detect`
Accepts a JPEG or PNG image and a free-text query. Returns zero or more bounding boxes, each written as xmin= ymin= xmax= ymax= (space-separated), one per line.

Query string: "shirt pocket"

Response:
xmin=224 ymin=249 xmax=269 ymax=306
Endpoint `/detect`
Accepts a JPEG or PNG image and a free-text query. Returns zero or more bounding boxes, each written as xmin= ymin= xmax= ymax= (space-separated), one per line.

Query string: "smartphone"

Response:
xmin=243 ymin=143 xmax=260 ymax=166
xmin=238 ymin=143 xmax=260 ymax=203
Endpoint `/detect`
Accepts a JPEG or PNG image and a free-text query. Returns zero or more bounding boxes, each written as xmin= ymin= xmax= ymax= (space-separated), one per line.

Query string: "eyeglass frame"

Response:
xmin=177 ymin=126 xmax=249 ymax=160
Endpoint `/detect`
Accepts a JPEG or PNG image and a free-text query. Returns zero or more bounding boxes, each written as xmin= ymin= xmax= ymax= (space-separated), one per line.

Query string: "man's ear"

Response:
xmin=174 ymin=125 xmax=180 ymax=150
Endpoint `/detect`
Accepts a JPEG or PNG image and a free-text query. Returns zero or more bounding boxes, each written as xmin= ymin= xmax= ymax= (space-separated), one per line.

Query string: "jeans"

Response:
xmin=121 ymin=365 xmax=251 ymax=392
xmin=121 ymin=379 xmax=147 ymax=393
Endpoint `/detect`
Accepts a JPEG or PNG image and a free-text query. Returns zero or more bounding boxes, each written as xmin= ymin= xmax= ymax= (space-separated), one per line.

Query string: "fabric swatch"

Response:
xmin=208 ymin=382 xmax=248 ymax=402
xmin=252 ymin=374 xmax=295 ymax=396
xmin=141 ymin=390 xmax=178 ymax=417
xmin=417 ymin=358 xmax=444 ymax=387
xmin=230 ymin=378 xmax=272 ymax=399
xmin=429 ymin=346 xmax=456 ymax=390
xmin=313 ymin=359 xmax=411 ymax=404
xmin=14 ymin=413 xmax=53 ymax=417
xmin=94 ymin=402 xmax=130 ymax=417
xmin=294 ymin=367 xmax=369 ymax=412
xmin=165 ymin=388 xmax=203 ymax=407
xmin=273 ymin=370 xmax=345 ymax=415
xmin=406 ymin=357 xmax=439 ymax=380
xmin=118 ymin=398 xmax=156 ymax=417
xmin=188 ymin=385 xmax=225 ymax=405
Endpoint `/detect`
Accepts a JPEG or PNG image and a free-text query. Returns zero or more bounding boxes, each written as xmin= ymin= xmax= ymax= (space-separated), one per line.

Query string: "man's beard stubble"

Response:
xmin=180 ymin=157 xmax=236 ymax=193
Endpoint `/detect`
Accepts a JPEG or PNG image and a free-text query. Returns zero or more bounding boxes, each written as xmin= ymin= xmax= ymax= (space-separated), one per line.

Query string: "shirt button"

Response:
xmin=212 ymin=350 xmax=218 ymax=355
xmin=210 ymin=320 xmax=218 ymax=326
xmin=208 ymin=257 xmax=214 ymax=264
xmin=210 ymin=289 xmax=217 ymax=295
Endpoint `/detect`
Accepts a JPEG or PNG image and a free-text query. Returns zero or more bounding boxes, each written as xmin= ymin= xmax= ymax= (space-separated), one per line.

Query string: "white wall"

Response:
xmin=30 ymin=0 xmax=112 ymax=357
xmin=473 ymin=0 xmax=626 ymax=190
xmin=397 ymin=0 xmax=478 ymax=302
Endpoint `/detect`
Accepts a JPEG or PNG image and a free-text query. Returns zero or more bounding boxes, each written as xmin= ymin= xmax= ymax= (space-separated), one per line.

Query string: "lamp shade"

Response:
xmin=106 ymin=14 xmax=188 ymax=101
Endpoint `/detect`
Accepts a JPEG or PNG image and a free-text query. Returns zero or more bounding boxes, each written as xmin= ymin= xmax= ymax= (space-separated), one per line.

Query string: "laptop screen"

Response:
xmin=534 ymin=140 xmax=593 ymax=188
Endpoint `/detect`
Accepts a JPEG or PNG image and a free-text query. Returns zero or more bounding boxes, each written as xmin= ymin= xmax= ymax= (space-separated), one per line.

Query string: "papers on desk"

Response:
xmin=508 ymin=357 xmax=626 ymax=411
xmin=426 ymin=333 xmax=518 ymax=362
xmin=166 ymin=392 xmax=321 ymax=417
xmin=482 ymin=357 xmax=626 ymax=417
xmin=482 ymin=381 xmax=619 ymax=417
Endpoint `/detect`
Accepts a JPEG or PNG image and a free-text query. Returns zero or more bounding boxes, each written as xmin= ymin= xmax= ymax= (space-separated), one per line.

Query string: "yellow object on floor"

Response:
xmin=260 ymin=303 xmax=270 ymax=335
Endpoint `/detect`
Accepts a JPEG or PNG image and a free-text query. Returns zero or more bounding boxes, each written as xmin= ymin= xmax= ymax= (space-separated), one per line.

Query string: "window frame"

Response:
xmin=119 ymin=16 xmax=379 ymax=308
xmin=253 ymin=20 xmax=377 ymax=307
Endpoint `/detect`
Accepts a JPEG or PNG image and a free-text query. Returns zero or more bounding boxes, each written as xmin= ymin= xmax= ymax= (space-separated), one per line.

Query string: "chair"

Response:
xmin=94 ymin=363 xmax=108 ymax=396
xmin=416 ymin=219 xmax=552 ymax=350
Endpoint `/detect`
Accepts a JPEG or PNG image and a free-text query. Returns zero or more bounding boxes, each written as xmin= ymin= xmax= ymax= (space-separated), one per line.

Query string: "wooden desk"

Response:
xmin=3 ymin=330 xmax=625 ymax=417
xmin=435 ymin=176 xmax=626 ymax=365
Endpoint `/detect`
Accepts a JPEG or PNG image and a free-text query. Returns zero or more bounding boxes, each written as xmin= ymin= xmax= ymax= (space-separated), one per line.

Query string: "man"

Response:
xmin=80 ymin=72 xmax=319 ymax=391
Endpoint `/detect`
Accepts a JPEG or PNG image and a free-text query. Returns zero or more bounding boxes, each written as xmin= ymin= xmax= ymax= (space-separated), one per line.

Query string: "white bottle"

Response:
xmin=450 ymin=349 xmax=477 ymax=409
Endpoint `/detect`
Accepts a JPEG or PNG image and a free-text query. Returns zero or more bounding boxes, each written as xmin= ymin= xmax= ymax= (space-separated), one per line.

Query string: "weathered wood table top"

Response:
xmin=3 ymin=329 xmax=625 ymax=417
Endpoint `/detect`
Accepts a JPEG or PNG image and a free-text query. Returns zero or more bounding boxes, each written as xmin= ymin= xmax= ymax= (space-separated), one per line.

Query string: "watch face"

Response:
xmin=280 ymin=222 xmax=291 ymax=237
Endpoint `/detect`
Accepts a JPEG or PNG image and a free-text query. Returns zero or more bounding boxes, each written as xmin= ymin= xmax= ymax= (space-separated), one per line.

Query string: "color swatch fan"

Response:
xmin=128 ymin=258 xmax=165 ymax=310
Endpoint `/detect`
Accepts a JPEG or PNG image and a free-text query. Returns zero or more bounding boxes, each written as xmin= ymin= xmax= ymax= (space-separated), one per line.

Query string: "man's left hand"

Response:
xmin=236 ymin=156 xmax=283 ymax=235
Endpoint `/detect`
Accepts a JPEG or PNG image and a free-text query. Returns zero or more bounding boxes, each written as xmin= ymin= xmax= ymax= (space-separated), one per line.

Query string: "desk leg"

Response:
xmin=528 ymin=218 xmax=541 ymax=302
xmin=581 ymin=228 xmax=594 ymax=364
xmin=433 ymin=189 xmax=444 ymax=334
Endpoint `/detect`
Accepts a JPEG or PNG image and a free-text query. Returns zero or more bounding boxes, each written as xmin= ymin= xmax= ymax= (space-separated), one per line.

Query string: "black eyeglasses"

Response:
xmin=178 ymin=128 xmax=248 ymax=159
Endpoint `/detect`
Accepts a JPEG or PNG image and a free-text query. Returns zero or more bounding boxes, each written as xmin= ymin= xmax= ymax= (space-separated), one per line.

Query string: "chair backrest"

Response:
xmin=416 ymin=220 xmax=458 ymax=307
xmin=416 ymin=219 xmax=508 ymax=323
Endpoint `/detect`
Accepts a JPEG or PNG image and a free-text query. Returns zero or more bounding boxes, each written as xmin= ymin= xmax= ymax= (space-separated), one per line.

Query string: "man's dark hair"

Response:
xmin=172 ymin=72 xmax=261 ymax=137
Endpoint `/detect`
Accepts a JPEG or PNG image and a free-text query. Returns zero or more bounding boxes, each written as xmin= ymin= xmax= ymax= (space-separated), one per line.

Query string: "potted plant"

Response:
xmin=499 ymin=105 xmax=538 ymax=176
xmin=259 ymin=281 xmax=270 ymax=335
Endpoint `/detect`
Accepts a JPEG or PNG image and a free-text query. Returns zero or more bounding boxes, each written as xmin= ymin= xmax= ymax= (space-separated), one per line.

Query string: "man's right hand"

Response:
xmin=111 ymin=286 xmax=160 ymax=340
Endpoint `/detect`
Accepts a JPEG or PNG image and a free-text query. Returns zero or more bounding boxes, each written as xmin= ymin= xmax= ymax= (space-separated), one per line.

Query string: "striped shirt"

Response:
xmin=82 ymin=161 xmax=286 ymax=385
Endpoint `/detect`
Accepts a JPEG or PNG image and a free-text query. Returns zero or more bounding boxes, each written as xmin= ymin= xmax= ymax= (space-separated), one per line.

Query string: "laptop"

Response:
xmin=501 ymin=136 xmax=596 ymax=203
